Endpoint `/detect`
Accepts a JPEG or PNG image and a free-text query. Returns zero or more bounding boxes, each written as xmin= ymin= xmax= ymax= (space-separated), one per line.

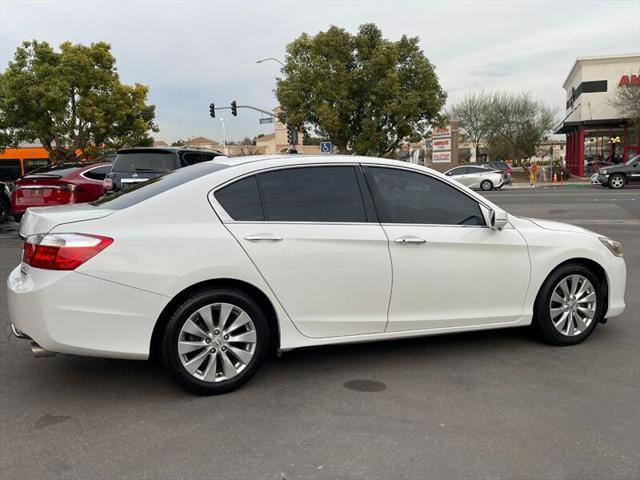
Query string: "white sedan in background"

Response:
xmin=444 ymin=165 xmax=506 ymax=190
xmin=7 ymin=155 xmax=626 ymax=394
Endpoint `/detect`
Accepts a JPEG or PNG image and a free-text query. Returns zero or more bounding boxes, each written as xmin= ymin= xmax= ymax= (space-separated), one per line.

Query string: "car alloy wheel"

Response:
xmin=609 ymin=174 xmax=625 ymax=189
xmin=549 ymin=274 xmax=596 ymax=337
xmin=177 ymin=302 xmax=257 ymax=382
xmin=533 ymin=263 xmax=603 ymax=346
xmin=161 ymin=288 xmax=269 ymax=395
xmin=480 ymin=180 xmax=493 ymax=191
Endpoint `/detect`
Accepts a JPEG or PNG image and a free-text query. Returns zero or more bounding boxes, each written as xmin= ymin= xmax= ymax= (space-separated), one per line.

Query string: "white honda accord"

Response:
xmin=7 ymin=155 xmax=626 ymax=394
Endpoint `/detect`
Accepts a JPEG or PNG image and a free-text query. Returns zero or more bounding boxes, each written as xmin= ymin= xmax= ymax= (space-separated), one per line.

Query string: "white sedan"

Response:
xmin=7 ymin=155 xmax=626 ymax=394
xmin=444 ymin=165 xmax=505 ymax=190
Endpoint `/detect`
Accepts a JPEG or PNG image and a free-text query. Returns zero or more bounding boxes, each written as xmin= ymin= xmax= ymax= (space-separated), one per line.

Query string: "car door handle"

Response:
xmin=394 ymin=236 xmax=426 ymax=245
xmin=243 ymin=233 xmax=283 ymax=242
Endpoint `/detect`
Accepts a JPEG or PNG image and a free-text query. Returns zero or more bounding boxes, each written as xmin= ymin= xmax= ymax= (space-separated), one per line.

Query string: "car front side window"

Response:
xmin=365 ymin=166 xmax=485 ymax=226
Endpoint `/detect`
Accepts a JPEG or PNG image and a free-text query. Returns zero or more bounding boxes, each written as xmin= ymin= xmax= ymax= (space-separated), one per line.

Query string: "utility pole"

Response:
xmin=220 ymin=118 xmax=226 ymax=155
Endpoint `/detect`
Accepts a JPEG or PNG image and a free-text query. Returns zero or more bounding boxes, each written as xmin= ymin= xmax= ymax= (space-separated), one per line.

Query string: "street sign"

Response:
xmin=320 ymin=141 xmax=332 ymax=154
xmin=259 ymin=117 xmax=274 ymax=124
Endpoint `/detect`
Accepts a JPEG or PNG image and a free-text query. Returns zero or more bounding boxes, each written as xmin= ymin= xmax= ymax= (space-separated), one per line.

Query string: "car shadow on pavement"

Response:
xmin=5 ymin=326 xmax=540 ymax=400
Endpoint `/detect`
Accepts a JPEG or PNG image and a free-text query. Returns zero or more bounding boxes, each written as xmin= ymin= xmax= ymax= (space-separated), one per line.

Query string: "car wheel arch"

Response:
xmin=533 ymin=257 xmax=609 ymax=317
xmin=149 ymin=278 xmax=280 ymax=360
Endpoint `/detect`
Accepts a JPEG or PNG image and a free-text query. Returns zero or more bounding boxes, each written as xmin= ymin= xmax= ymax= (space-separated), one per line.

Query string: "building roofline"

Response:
xmin=562 ymin=53 xmax=640 ymax=89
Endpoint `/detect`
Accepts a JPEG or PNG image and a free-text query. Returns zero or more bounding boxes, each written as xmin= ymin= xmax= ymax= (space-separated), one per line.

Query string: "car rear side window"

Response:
xmin=365 ymin=167 xmax=485 ymax=226
xmin=215 ymin=176 xmax=264 ymax=221
xmin=257 ymin=166 xmax=367 ymax=222
xmin=83 ymin=165 xmax=112 ymax=181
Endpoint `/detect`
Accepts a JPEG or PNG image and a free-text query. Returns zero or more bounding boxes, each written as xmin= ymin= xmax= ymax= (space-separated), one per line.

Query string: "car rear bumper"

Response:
xmin=7 ymin=265 xmax=170 ymax=360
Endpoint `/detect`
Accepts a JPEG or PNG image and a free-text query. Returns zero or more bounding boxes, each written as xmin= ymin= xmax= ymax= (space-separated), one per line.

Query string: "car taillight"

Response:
xmin=23 ymin=233 xmax=113 ymax=270
xmin=506 ymin=167 xmax=512 ymax=175
xmin=59 ymin=183 xmax=76 ymax=192
xmin=103 ymin=178 xmax=113 ymax=191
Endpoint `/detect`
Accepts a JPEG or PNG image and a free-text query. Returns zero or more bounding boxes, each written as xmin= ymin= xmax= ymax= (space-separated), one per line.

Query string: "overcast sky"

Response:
xmin=1 ymin=0 xmax=639 ymax=143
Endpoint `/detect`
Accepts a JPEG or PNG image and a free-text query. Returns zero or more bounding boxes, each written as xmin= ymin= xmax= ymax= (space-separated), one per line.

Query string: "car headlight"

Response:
xmin=599 ymin=237 xmax=623 ymax=257
xmin=601 ymin=169 xmax=607 ymax=175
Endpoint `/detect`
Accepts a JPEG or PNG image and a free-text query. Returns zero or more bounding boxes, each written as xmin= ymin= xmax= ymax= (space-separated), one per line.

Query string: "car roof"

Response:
xmin=117 ymin=147 xmax=224 ymax=155
xmin=215 ymin=154 xmax=427 ymax=169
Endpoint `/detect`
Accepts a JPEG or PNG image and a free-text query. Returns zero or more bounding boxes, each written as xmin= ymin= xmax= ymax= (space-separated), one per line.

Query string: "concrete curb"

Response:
xmin=501 ymin=182 xmax=592 ymax=190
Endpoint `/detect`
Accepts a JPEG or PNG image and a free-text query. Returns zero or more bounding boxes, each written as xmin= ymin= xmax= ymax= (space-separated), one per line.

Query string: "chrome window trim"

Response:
xmin=208 ymin=161 xmax=495 ymax=228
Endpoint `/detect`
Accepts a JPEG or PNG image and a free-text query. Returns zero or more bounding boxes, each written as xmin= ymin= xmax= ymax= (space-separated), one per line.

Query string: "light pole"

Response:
xmin=256 ymin=57 xmax=285 ymax=67
xmin=219 ymin=118 xmax=226 ymax=155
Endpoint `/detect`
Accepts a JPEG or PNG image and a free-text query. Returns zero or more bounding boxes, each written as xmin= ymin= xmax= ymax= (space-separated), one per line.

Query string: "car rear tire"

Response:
xmin=533 ymin=263 xmax=604 ymax=346
xmin=609 ymin=174 xmax=625 ymax=189
xmin=160 ymin=288 xmax=270 ymax=395
xmin=480 ymin=180 xmax=493 ymax=191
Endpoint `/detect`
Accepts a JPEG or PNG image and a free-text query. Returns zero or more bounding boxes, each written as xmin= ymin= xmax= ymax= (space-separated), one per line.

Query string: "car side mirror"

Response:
xmin=480 ymin=205 xmax=508 ymax=230
xmin=445 ymin=171 xmax=452 ymax=176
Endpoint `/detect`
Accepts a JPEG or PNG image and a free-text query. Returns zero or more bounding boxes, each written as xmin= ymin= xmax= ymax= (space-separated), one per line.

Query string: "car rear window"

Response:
xmin=112 ymin=151 xmax=176 ymax=173
xmin=91 ymin=162 xmax=229 ymax=210
xmin=24 ymin=162 xmax=84 ymax=178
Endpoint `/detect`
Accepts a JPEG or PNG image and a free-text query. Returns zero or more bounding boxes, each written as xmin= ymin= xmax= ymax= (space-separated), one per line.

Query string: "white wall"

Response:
xmin=564 ymin=55 xmax=640 ymax=123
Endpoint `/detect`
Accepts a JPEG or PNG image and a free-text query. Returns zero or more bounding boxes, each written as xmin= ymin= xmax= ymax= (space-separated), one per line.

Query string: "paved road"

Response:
xmin=0 ymin=189 xmax=638 ymax=480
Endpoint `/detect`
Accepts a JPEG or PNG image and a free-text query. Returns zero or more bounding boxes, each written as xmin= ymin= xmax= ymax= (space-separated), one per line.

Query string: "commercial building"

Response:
xmin=556 ymin=53 xmax=640 ymax=177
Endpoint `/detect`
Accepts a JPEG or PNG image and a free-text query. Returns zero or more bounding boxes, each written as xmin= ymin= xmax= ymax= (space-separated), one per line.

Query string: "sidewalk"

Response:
xmin=503 ymin=180 xmax=592 ymax=190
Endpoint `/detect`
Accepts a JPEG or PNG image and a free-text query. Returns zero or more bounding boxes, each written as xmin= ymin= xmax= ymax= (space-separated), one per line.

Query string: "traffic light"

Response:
xmin=230 ymin=101 xmax=237 ymax=116
xmin=209 ymin=103 xmax=215 ymax=118
xmin=287 ymin=125 xmax=298 ymax=145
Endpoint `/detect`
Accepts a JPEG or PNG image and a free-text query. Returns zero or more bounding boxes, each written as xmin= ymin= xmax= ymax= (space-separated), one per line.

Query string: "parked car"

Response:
xmin=103 ymin=147 xmax=224 ymax=193
xmin=444 ymin=165 xmax=505 ymax=190
xmin=10 ymin=161 xmax=112 ymax=223
xmin=476 ymin=161 xmax=512 ymax=184
xmin=8 ymin=156 xmax=626 ymax=395
xmin=0 ymin=182 xmax=11 ymax=223
xmin=596 ymin=154 xmax=640 ymax=189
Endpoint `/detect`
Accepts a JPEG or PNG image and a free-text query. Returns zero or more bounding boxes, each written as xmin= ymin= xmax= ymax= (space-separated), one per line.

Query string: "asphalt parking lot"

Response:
xmin=0 ymin=187 xmax=638 ymax=480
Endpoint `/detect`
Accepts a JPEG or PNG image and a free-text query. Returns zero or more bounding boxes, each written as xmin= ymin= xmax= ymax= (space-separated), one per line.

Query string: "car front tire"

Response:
xmin=161 ymin=288 xmax=270 ymax=395
xmin=480 ymin=180 xmax=493 ymax=191
xmin=533 ymin=263 xmax=605 ymax=346
xmin=608 ymin=174 xmax=625 ymax=189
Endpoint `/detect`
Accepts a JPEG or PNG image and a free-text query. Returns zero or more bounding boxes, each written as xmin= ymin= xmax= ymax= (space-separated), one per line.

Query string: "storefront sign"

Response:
xmin=432 ymin=138 xmax=451 ymax=151
xmin=432 ymin=126 xmax=451 ymax=138
xmin=619 ymin=74 xmax=640 ymax=87
xmin=432 ymin=151 xmax=451 ymax=163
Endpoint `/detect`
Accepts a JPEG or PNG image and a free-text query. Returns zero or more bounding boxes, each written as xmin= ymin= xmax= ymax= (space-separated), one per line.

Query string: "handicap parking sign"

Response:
xmin=320 ymin=141 xmax=332 ymax=154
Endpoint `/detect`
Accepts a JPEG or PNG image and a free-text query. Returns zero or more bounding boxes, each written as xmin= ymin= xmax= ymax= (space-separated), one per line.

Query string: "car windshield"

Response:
xmin=91 ymin=161 xmax=229 ymax=210
xmin=625 ymin=155 xmax=639 ymax=166
xmin=112 ymin=151 xmax=176 ymax=173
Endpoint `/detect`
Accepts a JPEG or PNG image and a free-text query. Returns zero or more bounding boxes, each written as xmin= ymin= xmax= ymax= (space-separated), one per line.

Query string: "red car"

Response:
xmin=11 ymin=161 xmax=112 ymax=222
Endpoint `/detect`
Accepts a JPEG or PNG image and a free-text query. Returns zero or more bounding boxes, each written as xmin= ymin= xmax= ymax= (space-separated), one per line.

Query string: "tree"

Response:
xmin=449 ymin=91 xmax=492 ymax=161
xmin=485 ymin=92 xmax=556 ymax=165
xmin=276 ymin=24 xmax=446 ymax=155
xmin=0 ymin=40 xmax=157 ymax=162
xmin=171 ymin=139 xmax=186 ymax=146
xmin=609 ymin=82 xmax=640 ymax=130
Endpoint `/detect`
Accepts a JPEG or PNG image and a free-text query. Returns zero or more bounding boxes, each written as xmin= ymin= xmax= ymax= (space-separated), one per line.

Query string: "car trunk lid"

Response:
xmin=19 ymin=204 xmax=115 ymax=238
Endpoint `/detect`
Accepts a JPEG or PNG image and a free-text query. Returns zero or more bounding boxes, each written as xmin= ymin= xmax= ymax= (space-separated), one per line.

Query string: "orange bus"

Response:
xmin=0 ymin=147 xmax=51 ymax=182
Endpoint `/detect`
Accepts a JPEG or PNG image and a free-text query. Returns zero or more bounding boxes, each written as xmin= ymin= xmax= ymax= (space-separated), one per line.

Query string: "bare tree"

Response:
xmin=608 ymin=84 xmax=640 ymax=129
xmin=486 ymin=92 xmax=556 ymax=166
xmin=449 ymin=91 xmax=493 ymax=161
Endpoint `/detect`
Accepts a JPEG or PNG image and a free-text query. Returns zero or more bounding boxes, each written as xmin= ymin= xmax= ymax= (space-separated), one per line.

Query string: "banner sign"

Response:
xmin=432 ymin=126 xmax=451 ymax=138
xmin=432 ymin=151 xmax=451 ymax=163
xmin=432 ymin=138 xmax=451 ymax=151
